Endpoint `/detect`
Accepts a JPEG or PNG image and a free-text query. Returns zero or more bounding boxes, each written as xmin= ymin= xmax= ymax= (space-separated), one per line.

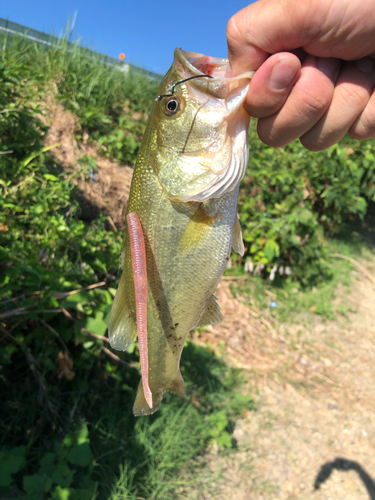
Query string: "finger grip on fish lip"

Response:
xmin=126 ymin=212 xmax=153 ymax=410
xmin=109 ymin=48 xmax=255 ymax=416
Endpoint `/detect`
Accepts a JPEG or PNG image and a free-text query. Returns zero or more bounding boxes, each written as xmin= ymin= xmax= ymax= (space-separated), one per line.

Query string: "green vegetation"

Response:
xmin=237 ymin=123 xmax=375 ymax=284
xmin=2 ymin=333 xmax=252 ymax=499
xmin=1 ymin=27 xmax=375 ymax=500
xmin=230 ymin=232 xmax=372 ymax=322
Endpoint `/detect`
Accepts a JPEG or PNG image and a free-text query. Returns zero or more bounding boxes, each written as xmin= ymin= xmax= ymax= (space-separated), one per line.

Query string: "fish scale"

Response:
xmin=109 ymin=48 xmax=253 ymax=416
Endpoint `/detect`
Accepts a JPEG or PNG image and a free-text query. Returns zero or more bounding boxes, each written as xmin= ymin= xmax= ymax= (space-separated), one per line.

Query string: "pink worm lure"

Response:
xmin=126 ymin=212 xmax=153 ymax=409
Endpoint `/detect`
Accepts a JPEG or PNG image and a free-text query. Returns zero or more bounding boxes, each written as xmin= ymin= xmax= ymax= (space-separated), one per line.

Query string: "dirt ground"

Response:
xmin=41 ymin=91 xmax=133 ymax=230
xmin=196 ymin=262 xmax=375 ymax=499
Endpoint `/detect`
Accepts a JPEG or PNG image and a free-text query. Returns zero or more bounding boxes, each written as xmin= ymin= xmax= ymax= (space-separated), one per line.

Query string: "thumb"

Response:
xmin=227 ymin=0 xmax=313 ymax=75
xmin=227 ymin=0 xmax=375 ymax=76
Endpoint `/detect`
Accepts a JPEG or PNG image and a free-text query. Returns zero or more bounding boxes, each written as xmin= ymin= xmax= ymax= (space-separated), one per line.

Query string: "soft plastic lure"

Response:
xmin=126 ymin=212 xmax=153 ymax=409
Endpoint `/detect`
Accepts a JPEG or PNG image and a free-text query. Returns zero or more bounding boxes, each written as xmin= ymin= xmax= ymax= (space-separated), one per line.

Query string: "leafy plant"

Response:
xmin=21 ymin=423 xmax=96 ymax=500
xmin=236 ymin=122 xmax=375 ymax=284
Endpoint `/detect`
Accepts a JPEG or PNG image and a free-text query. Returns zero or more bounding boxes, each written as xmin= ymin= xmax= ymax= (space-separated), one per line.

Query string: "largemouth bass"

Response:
xmin=109 ymin=48 xmax=253 ymax=416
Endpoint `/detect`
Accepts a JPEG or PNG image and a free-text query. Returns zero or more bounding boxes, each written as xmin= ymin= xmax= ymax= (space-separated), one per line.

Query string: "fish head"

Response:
xmin=151 ymin=48 xmax=254 ymax=202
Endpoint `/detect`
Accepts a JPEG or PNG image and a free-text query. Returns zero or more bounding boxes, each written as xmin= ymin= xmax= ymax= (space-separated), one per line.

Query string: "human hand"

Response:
xmin=227 ymin=0 xmax=375 ymax=150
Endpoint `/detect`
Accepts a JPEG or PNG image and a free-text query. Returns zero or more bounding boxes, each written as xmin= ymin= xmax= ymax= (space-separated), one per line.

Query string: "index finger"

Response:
xmin=226 ymin=6 xmax=268 ymax=76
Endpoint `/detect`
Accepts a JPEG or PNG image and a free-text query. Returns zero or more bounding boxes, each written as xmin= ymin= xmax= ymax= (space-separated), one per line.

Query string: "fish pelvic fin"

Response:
xmin=108 ymin=270 xmax=137 ymax=351
xmin=133 ymin=381 xmax=164 ymax=417
xmin=232 ymin=214 xmax=244 ymax=257
xmin=196 ymin=295 xmax=223 ymax=328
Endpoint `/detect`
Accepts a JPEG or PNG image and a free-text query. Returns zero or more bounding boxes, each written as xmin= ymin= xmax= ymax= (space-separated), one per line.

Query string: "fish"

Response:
xmin=109 ymin=48 xmax=254 ymax=416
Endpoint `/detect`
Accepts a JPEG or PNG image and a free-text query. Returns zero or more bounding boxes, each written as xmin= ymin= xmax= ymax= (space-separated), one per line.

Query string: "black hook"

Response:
xmin=155 ymin=74 xmax=214 ymax=101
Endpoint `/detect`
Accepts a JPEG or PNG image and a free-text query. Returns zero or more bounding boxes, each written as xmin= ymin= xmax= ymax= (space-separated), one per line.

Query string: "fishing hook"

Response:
xmin=155 ymin=74 xmax=214 ymax=101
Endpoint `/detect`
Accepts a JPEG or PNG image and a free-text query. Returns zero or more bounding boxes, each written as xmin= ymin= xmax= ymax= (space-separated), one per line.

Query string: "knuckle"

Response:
xmin=299 ymin=86 xmax=331 ymax=117
xmin=226 ymin=16 xmax=240 ymax=43
xmin=348 ymin=101 xmax=375 ymax=140
xmin=257 ymin=120 xmax=287 ymax=148
xmin=349 ymin=119 xmax=375 ymax=140
xmin=339 ymin=84 xmax=369 ymax=107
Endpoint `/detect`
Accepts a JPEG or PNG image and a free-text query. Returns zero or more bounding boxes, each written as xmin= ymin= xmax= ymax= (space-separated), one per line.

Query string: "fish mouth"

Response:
xmin=156 ymin=49 xmax=254 ymax=202
xmin=173 ymin=48 xmax=254 ymax=99
xmin=167 ymin=49 xmax=253 ymax=157
xmin=175 ymin=48 xmax=229 ymax=79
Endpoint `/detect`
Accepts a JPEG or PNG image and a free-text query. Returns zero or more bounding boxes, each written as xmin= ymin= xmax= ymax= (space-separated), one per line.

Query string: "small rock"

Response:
xmin=328 ymin=403 xmax=339 ymax=410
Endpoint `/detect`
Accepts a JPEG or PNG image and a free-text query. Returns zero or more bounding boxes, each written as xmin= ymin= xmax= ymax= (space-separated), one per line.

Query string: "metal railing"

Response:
xmin=0 ymin=17 xmax=161 ymax=80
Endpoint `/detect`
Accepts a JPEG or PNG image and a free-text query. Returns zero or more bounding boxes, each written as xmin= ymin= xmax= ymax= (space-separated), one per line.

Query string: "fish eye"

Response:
xmin=163 ymin=96 xmax=181 ymax=116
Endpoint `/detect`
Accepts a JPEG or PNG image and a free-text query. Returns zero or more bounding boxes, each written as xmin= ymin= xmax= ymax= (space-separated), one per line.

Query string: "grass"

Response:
xmin=227 ymin=225 xmax=374 ymax=323
xmin=1 ymin=340 xmax=254 ymax=499
xmin=0 ymin=28 xmax=158 ymax=113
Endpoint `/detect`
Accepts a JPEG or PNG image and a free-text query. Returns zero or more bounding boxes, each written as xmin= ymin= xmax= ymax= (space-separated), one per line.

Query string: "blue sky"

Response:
xmin=1 ymin=0 xmax=255 ymax=75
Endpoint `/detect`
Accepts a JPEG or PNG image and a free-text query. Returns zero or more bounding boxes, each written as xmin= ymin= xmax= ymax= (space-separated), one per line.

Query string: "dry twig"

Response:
xmin=61 ymin=308 xmax=137 ymax=369
xmin=52 ymin=280 xmax=106 ymax=299
xmin=0 ymin=306 xmax=29 ymax=320
xmin=101 ymin=345 xmax=137 ymax=368
xmin=81 ymin=327 xmax=110 ymax=343
xmin=107 ymin=216 xmax=118 ymax=232
xmin=40 ymin=319 xmax=69 ymax=353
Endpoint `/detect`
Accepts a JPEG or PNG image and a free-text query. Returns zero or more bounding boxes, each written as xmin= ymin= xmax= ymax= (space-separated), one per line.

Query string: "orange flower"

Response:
xmin=119 ymin=53 xmax=126 ymax=60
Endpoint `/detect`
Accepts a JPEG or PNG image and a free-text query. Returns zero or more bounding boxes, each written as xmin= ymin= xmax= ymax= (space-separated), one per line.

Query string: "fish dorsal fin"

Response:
xmin=108 ymin=270 xmax=137 ymax=351
xmin=196 ymin=295 xmax=223 ymax=328
xmin=232 ymin=215 xmax=244 ymax=257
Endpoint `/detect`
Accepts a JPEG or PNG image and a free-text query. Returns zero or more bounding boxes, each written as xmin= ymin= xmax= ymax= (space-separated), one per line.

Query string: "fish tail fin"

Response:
xmin=133 ymin=372 xmax=187 ymax=416
xmin=169 ymin=371 xmax=187 ymax=398
xmin=133 ymin=380 xmax=163 ymax=417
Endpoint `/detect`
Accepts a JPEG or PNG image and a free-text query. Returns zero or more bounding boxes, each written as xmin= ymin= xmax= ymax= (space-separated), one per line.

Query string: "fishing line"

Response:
xmin=155 ymin=74 xmax=214 ymax=101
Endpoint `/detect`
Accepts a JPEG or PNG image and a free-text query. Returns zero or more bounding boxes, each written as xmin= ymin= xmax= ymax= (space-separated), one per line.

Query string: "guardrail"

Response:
xmin=0 ymin=17 xmax=161 ymax=81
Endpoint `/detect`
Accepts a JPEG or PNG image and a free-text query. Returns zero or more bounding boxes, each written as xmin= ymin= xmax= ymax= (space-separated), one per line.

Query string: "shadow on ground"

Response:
xmin=314 ymin=457 xmax=375 ymax=499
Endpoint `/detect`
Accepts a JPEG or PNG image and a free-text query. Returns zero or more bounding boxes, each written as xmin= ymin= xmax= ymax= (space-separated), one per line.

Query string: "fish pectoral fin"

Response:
xmin=133 ymin=380 xmax=164 ymax=417
xmin=178 ymin=203 xmax=216 ymax=253
xmin=196 ymin=295 xmax=223 ymax=328
xmin=108 ymin=271 xmax=137 ymax=351
xmin=232 ymin=215 xmax=245 ymax=257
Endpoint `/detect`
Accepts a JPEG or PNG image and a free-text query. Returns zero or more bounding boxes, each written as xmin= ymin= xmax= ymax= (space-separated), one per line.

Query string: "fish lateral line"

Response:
xmin=127 ymin=212 xmax=153 ymax=410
